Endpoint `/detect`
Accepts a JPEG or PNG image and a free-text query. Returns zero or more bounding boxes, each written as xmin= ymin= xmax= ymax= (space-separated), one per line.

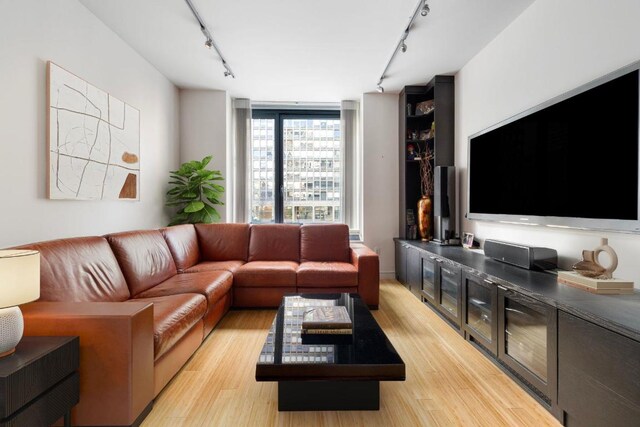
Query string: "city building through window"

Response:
xmin=250 ymin=110 xmax=342 ymax=224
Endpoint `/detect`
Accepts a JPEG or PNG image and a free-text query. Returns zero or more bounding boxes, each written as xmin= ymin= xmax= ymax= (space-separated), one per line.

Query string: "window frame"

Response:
xmin=251 ymin=109 xmax=341 ymax=224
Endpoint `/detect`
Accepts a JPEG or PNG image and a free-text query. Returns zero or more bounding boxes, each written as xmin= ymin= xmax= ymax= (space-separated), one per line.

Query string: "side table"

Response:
xmin=0 ymin=336 xmax=79 ymax=427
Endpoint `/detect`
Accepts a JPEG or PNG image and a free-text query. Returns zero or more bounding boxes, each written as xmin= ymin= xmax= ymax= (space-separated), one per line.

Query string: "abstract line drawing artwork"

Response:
xmin=47 ymin=62 xmax=140 ymax=200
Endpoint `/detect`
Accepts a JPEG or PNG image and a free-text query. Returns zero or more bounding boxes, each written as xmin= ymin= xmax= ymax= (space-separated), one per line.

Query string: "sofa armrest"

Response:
xmin=351 ymin=245 xmax=380 ymax=308
xmin=21 ymin=302 xmax=154 ymax=427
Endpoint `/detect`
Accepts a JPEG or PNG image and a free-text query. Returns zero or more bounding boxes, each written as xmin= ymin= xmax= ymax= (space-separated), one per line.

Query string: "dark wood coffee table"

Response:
xmin=255 ymin=293 xmax=405 ymax=411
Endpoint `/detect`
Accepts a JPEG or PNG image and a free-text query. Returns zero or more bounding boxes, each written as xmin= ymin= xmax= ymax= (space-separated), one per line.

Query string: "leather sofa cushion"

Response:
xmin=14 ymin=236 xmax=130 ymax=302
xmin=248 ymin=224 xmax=300 ymax=262
xmin=136 ymin=271 xmax=233 ymax=311
xmin=300 ymin=224 xmax=350 ymax=263
xmin=234 ymin=261 xmax=298 ymax=287
xmin=107 ymin=230 xmax=178 ymax=296
xmin=161 ymin=225 xmax=199 ymax=272
xmin=131 ymin=293 xmax=206 ymax=360
xmin=185 ymin=260 xmax=245 ymax=274
xmin=195 ymin=223 xmax=250 ymax=261
xmin=297 ymin=262 xmax=358 ymax=287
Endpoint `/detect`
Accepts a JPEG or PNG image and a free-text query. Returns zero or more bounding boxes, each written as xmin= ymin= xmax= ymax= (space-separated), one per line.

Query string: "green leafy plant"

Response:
xmin=166 ymin=156 xmax=224 ymax=225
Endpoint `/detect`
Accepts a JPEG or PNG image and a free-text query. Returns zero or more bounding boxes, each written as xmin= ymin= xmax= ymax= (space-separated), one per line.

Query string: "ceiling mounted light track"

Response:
xmin=376 ymin=0 xmax=430 ymax=92
xmin=420 ymin=0 xmax=431 ymax=17
xmin=184 ymin=0 xmax=235 ymax=78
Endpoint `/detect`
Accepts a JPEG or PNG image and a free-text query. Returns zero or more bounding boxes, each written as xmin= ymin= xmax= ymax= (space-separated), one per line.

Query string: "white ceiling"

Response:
xmin=80 ymin=0 xmax=534 ymax=102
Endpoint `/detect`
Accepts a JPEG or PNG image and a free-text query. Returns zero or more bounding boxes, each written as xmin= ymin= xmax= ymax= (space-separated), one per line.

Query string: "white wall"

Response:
xmin=455 ymin=0 xmax=640 ymax=286
xmin=179 ymin=89 xmax=229 ymax=222
xmin=362 ymin=93 xmax=399 ymax=277
xmin=0 ymin=0 xmax=179 ymax=247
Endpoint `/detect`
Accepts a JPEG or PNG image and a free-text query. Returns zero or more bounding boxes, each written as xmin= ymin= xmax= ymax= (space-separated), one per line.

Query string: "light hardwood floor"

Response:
xmin=142 ymin=280 xmax=561 ymax=426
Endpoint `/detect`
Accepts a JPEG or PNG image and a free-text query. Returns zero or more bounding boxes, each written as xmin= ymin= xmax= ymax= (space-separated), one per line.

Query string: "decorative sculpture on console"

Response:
xmin=572 ymin=238 xmax=618 ymax=279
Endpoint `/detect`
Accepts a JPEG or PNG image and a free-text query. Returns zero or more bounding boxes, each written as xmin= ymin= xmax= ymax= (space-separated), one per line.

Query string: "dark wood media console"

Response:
xmin=395 ymin=239 xmax=640 ymax=426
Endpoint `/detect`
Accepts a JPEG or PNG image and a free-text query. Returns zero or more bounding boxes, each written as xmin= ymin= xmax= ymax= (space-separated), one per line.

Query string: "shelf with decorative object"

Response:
xmin=399 ymin=76 xmax=454 ymax=241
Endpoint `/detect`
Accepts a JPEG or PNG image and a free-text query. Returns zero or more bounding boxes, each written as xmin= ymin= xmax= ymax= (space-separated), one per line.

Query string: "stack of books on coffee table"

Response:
xmin=302 ymin=306 xmax=353 ymax=335
xmin=557 ymin=271 xmax=634 ymax=295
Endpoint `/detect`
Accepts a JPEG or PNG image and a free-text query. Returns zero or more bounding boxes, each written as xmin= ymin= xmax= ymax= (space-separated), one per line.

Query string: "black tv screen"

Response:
xmin=469 ymin=69 xmax=639 ymax=228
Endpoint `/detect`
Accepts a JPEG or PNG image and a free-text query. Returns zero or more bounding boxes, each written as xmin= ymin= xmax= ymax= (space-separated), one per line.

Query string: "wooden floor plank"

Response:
xmin=143 ymin=280 xmax=561 ymax=426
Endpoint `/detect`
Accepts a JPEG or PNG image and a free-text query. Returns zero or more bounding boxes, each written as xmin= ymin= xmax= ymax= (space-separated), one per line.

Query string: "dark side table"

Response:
xmin=0 ymin=336 xmax=79 ymax=427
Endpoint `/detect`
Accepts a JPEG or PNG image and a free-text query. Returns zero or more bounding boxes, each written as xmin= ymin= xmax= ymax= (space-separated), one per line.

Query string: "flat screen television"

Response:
xmin=468 ymin=64 xmax=640 ymax=233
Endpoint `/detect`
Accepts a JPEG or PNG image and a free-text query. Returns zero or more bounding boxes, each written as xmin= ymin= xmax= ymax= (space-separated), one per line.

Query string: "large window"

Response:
xmin=250 ymin=110 xmax=342 ymax=224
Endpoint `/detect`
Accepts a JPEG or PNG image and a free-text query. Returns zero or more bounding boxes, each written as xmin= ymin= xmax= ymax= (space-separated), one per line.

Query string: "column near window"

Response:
xmin=231 ymin=98 xmax=252 ymax=223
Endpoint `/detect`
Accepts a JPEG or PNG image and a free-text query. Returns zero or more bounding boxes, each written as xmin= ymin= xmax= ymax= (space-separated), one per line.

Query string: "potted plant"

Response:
xmin=165 ymin=156 xmax=224 ymax=225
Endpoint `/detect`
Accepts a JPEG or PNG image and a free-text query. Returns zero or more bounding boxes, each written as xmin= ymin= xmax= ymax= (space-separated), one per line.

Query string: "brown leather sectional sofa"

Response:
xmin=15 ymin=223 xmax=379 ymax=426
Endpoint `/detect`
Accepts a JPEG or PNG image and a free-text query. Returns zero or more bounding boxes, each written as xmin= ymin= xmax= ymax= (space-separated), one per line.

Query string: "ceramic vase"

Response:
xmin=417 ymin=195 xmax=432 ymax=242
xmin=572 ymin=238 xmax=618 ymax=279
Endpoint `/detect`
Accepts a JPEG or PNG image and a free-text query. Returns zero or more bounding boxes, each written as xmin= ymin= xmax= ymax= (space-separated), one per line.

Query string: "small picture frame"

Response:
xmin=462 ymin=232 xmax=475 ymax=249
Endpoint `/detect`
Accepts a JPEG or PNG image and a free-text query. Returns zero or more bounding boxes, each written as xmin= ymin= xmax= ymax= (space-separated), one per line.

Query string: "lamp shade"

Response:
xmin=0 ymin=250 xmax=40 ymax=309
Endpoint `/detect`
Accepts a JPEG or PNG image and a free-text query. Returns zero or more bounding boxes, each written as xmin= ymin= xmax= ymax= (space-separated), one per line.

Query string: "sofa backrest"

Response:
xmin=14 ymin=236 xmax=130 ymax=302
xmin=161 ymin=224 xmax=199 ymax=272
xmin=106 ymin=230 xmax=177 ymax=296
xmin=248 ymin=224 xmax=300 ymax=262
xmin=300 ymin=223 xmax=350 ymax=263
xmin=195 ymin=223 xmax=250 ymax=261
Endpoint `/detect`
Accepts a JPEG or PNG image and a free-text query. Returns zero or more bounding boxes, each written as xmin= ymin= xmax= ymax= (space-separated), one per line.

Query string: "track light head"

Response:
xmin=205 ymin=38 xmax=213 ymax=49
xmin=420 ymin=1 xmax=430 ymax=17
xmin=377 ymin=85 xmax=384 ymax=93
xmin=401 ymin=42 xmax=407 ymax=53
xmin=224 ymin=70 xmax=233 ymax=78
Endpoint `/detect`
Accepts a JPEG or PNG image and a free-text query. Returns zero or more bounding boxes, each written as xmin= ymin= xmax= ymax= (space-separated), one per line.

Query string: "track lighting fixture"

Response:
xmin=420 ymin=1 xmax=430 ymax=17
xmin=376 ymin=0 xmax=430 ymax=91
xmin=185 ymin=0 xmax=236 ymax=78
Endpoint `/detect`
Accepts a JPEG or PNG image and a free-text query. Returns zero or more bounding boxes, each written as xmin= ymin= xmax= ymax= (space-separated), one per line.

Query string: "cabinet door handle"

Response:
xmin=497 ymin=285 xmax=507 ymax=291
xmin=484 ymin=279 xmax=494 ymax=285
xmin=429 ymin=256 xmax=437 ymax=260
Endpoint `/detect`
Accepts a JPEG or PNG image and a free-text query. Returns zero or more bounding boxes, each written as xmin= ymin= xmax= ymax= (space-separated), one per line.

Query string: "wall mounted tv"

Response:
xmin=468 ymin=63 xmax=640 ymax=233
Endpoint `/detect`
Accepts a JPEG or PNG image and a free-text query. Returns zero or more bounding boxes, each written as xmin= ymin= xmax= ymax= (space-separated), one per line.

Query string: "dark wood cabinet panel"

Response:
xmin=463 ymin=273 xmax=498 ymax=355
xmin=395 ymin=241 xmax=407 ymax=285
xmin=420 ymin=253 xmax=438 ymax=304
xmin=498 ymin=288 xmax=557 ymax=406
xmin=558 ymin=311 xmax=640 ymax=427
xmin=435 ymin=262 xmax=462 ymax=328
xmin=407 ymin=246 xmax=422 ymax=299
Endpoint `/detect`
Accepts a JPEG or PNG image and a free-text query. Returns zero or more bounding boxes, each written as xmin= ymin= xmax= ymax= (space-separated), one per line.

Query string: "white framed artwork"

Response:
xmin=47 ymin=62 xmax=140 ymax=200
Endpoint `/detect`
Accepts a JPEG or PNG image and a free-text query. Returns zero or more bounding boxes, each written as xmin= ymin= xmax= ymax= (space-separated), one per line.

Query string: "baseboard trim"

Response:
xmin=380 ymin=271 xmax=395 ymax=280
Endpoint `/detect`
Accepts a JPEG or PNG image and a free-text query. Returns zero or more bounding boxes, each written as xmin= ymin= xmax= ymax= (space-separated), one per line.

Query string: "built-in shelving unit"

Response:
xmin=398 ymin=75 xmax=454 ymax=240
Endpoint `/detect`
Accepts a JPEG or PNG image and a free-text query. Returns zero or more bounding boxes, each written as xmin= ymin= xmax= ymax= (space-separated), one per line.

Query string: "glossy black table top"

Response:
xmin=255 ymin=294 xmax=405 ymax=381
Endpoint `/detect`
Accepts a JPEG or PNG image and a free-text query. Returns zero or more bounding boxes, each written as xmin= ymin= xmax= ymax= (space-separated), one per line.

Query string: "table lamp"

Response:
xmin=0 ymin=250 xmax=40 ymax=357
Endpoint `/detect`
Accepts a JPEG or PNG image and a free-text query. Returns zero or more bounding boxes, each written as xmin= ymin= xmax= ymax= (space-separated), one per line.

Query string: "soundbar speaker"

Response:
xmin=484 ymin=239 xmax=557 ymax=271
